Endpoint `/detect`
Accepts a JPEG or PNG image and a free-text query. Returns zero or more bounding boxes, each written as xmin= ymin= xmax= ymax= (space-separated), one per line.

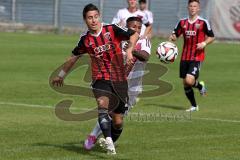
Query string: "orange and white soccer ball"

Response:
xmin=156 ymin=41 xmax=178 ymax=64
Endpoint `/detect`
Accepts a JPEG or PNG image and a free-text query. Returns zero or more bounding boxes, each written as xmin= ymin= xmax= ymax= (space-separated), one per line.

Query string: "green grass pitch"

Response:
xmin=0 ymin=32 xmax=240 ymax=160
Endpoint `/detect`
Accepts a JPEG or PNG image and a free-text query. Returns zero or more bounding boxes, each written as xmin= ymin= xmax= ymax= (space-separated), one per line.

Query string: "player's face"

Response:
xmin=139 ymin=3 xmax=147 ymax=10
xmin=127 ymin=21 xmax=142 ymax=35
xmin=188 ymin=2 xmax=200 ymax=17
xmin=127 ymin=0 xmax=137 ymax=8
xmin=84 ymin=10 xmax=101 ymax=32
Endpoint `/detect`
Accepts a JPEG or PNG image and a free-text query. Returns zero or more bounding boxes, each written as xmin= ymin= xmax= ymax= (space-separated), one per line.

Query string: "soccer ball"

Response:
xmin=156 ymin=41 xmax=178 ymax=64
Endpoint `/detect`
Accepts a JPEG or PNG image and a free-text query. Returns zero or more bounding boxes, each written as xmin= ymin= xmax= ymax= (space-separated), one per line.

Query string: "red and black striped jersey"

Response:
xmin=72 ymin=23 xmax=135 ymax=82
xmin=173 ymin=16 xmax=214 ymax=62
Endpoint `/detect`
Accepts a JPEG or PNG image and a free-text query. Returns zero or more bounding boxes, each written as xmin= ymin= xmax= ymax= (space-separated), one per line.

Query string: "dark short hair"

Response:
xmin=188 ymin=0 xmax=200 ymax=4
xmin=139 ymin=0 xmax=146 ymax=4
xmin=126 ymin=16 xmax=142 ymax=24
xmin=82 ymin=3 xmax=99 ymax=19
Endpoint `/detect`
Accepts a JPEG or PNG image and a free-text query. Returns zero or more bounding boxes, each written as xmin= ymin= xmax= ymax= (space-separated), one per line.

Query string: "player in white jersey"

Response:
xmin=112 ymin=0 xmax=152 ymax=38
xmin=139 ymin=0 xmax=153 ymax=24
xmin=84 ymin=16 xmax=151 ymax=152
xmin=139 ymin=0 xmax=153 ymax=38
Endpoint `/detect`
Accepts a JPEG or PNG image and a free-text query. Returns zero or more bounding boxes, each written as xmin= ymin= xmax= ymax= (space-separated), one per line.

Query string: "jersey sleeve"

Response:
xmin=112 ymin=24 xmax=136 ymax=40
xmin=203 ymin=20 xmax=215 ymax=37
xmin=140 ymin=38 xmax=151 ymax=54
xmin=173 ymin=20 xmax=183 ymax=37
xmin=72 ymin=35 xmax=87 ymax=56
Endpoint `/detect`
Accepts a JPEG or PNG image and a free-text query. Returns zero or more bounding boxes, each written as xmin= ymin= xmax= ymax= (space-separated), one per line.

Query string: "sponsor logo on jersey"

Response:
xmin=185 ymin=30 xmax=196 ymax=36
xmin=195 ymin=23 xmax=201 ymax=29
xmin=93 ymin=44 xmax=114 ymax=55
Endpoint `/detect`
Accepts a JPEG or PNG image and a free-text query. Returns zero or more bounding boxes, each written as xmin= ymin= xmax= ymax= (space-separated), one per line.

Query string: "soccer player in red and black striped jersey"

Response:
xmin=52 ymin=3 xmax=139 ymax=154
xmin=83 ymin=17 xmax=151 ymax=152
xmin=169 ymin=0 xmax=215 ymax=112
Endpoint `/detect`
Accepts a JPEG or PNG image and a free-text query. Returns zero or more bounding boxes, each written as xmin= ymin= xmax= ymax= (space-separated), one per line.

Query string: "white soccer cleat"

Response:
xmin=105 ymin=137 xmax=116 ymax=155
xmin=186 ymin=106 xmax=199 ymax=112
xmin=99 ymin=137 xmax=116 ymax=155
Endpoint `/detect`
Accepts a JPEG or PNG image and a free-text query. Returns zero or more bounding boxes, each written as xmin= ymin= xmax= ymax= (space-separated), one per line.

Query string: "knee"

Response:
xmin=112 ymin=117 xmax=123 ymax=129
xmin=184 ymin=78 xmax=195 ymax=86
xmin=97 ymin=96 xmax=109 ymax=108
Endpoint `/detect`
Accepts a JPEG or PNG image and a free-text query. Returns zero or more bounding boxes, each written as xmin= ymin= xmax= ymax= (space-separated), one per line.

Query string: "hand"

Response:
xmin=169 ymin=34 xmax=177 ymax=42
xmin=52 ymin=76 xmax=64 ymax=87
xmin=126 ymin=51 xmax=134 ymax=65
xmin=197 ymin=42 xmax=207 ymax=50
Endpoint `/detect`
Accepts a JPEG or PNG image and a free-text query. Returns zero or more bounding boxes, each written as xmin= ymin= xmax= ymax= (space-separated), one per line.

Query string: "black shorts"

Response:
xmin=92 ymin=80 xmax=128 ymax=114
xmin=180 ymin=61 xmax=201 ymax=79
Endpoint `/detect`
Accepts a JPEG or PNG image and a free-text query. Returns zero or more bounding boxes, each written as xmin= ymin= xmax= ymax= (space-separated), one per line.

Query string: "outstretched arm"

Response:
xmin=169 ymin=20 xmax=182 ymax=42
xmin=126 ymin=31 xmax=139 ymax=64
xmin=52 ymin=55 xmax=80 ymax=87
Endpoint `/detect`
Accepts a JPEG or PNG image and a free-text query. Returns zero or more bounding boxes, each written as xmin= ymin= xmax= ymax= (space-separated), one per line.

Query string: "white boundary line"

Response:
xmin=1 ymin=101 xmax=240 ymax=123
xmin=0 ymin=101 xmax=90 ymax=111
xmin=159 ymin=133 xmax=240 ymax=142
xmin=193 ymin=117 xmax=240 ymax=123
xmin=0 ymin=101 xmax=53 ymax=108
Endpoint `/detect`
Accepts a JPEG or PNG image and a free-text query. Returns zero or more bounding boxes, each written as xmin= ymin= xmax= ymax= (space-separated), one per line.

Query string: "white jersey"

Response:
xmin=142 ymin=10 xmax=153 ymax=24
xmin=112 ymin=8 xmax=149 ymax=36
xmin=122 ymin=38 xmax=151 ymax=109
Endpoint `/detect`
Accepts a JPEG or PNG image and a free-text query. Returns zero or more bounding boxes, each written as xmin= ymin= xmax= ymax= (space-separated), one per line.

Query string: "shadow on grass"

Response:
xmin=145 ymin=103 xmax=186 ymax=110
xmin=33 ymin=141 xmax=130 ymax=160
